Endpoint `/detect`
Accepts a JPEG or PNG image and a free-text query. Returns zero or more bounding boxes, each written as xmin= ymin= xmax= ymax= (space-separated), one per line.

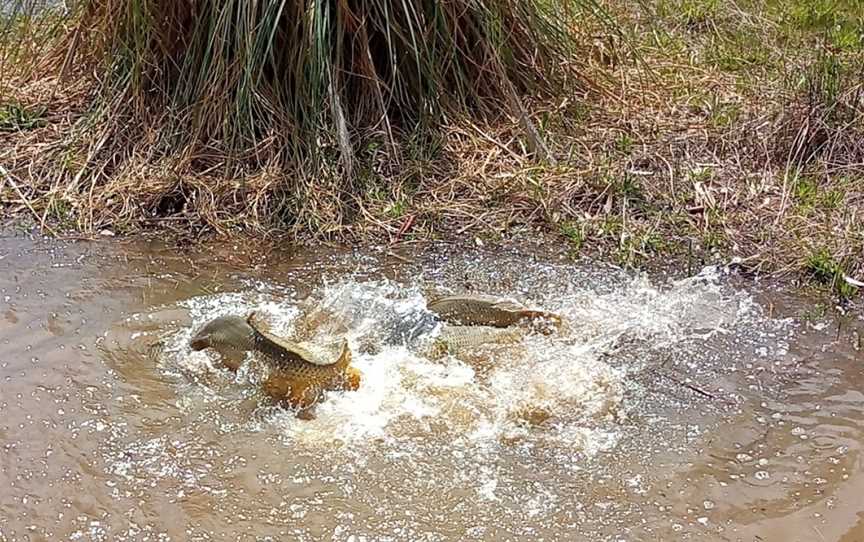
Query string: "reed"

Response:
xmin=10 ymin=0 xmax=584 ymax=166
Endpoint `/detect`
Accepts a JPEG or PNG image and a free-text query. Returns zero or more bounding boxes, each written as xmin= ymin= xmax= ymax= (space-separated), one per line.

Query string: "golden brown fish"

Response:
xmin=427 ymin=294 xmax=562 ymax=332
xmin=189 ymin=312 xmax=361 ymax=410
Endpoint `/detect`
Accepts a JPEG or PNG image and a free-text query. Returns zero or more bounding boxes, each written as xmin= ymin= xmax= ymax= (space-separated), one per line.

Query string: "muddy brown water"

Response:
xmin=0 ymin=235 xmax=862 ymax=541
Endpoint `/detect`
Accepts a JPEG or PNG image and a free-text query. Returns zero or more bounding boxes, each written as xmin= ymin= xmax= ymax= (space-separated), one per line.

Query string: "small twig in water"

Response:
xmin=657 ymin=371 xmax=733 ymax=404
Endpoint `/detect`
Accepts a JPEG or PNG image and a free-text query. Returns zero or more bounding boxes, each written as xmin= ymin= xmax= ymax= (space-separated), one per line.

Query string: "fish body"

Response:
xmin=427 ymin=295 xmax=562 ymax=331
xmin=189 ymin=313 xmax=361 ymax=409
xmin=429 ymin=325 xmax=525 ymax=358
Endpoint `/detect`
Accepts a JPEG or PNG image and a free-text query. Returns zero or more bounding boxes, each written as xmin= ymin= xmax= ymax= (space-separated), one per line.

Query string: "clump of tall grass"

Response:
xmin=777 ymin=52 xmax=864 ymax=169
xmin=1 ymin=0 xmax=595 ymax=232
xmin=0 ymin=1 xmax=69 ymax=91
xmin=44 ymin=0 xmax=582 ymax=164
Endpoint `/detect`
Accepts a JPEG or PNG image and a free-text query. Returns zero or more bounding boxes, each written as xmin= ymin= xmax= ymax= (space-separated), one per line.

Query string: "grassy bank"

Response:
xmin=1 ymin=1 xmax=862 ymax=297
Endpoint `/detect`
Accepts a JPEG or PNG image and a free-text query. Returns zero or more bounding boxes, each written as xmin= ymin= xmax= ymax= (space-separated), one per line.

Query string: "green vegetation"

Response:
xmin=793 ymin=174 xmax=845 ymax=212
xmin=678 ymin=0 xmax=719 ymax=30
xmin=0 ymin=4 xmax=67 ymax=85
xmin=806 ymin=248 xmax=858 ymax=299
xmin=614 ymin=132 xmax=634 ymax=154
xmin=0 ymin=102 xmax=45 ymax=131
xmin=85 ymin=0 xmax=578 ymax=163
xmin=560 ymin=221 xmax=584 ymax=250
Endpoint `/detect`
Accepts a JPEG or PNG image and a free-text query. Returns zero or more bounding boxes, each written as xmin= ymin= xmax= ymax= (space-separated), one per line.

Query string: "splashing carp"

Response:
xmin=427 ymin=325 xmax=525 ymax=359
xmin=189 ymin=312 xmax=361 ymax=410
xmin=427 ymin=294 xmax=563 ymax=332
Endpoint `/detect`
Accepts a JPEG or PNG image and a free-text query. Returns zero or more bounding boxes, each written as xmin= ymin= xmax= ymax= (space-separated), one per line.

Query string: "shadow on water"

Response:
xmin=0 ymin=235 xmax=862 ymax=541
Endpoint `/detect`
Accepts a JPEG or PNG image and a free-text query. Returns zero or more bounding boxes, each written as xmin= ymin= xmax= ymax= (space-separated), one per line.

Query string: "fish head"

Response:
xmin=189 ymin=315 xmax=251 ymax=351
xmin=189 ymin=333 xmax=210 ymax=351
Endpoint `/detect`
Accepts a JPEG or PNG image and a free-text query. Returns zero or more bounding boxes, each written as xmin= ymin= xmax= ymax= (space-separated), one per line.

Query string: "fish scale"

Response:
xmin=429 ymin=325 xmax=525 ymax=358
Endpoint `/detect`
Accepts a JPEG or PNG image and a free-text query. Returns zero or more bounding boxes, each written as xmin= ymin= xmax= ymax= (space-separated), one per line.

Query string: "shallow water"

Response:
xmin=0 ymin=235 xmax=862 ymax=541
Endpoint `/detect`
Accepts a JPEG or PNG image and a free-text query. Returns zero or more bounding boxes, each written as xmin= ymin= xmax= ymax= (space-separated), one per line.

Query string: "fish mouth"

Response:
xmin=189 ymin=336 xmax=209 ymax=351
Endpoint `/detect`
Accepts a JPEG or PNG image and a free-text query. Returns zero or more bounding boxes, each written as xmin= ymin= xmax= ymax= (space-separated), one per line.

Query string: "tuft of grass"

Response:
xmin=793 ymin=175 xmax=820 ymax=208
xmin=0 ymin=3 xmax=68 ymax=87
xmin=779 ymin=50 xmax=863 ymax=168
xmin=616 ymin=174 xmax=643 ymax=201
xmin=679 ymin=0 xmax=719 ymax=31
xmin=0 ymin=102 xmax=46 ymax=131
xmin=385 ymin=199 xmax=407 ymax=220
xmin=55 ymin=0 xmax=584 ymax=166
xmin=687 ymin=167 xmax=713 ymax=183
xmin=789 ymin=0 xmax=864 ymax=51
xmin=614 ymin=132 xmax=634 ymax=154
xmin=702 ymin=230 xmax=726 ymax=251
xmin=616 ymin=230 xmax=664 ymax=267
xmin=703 ymin=94 xmax=741 ymax=129
xmin=801 ymin=302 xmax=828 ymax=322
xmin=806 ymin=248 xmax=858 ymax=299
xmin=598 ymin=215 xmax=622 ymax=237
xmin=806 ymin=54 xmax=843 ymax=111
xmin=560 ymin=221 xmax=585 ymax=250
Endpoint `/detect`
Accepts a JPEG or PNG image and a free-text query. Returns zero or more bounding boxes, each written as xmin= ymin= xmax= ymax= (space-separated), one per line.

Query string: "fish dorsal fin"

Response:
xmin=489 ymin=298 xmax=528 ymax=313
xmin=247 ymin=311 xmax=343 ymax=366
xmin=291 ymin=338 xmax=349 ymax=366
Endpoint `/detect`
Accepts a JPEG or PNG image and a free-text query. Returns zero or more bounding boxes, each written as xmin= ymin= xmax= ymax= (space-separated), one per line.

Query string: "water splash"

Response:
xmin=148 ymin=265 xmax=756 ymax=457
